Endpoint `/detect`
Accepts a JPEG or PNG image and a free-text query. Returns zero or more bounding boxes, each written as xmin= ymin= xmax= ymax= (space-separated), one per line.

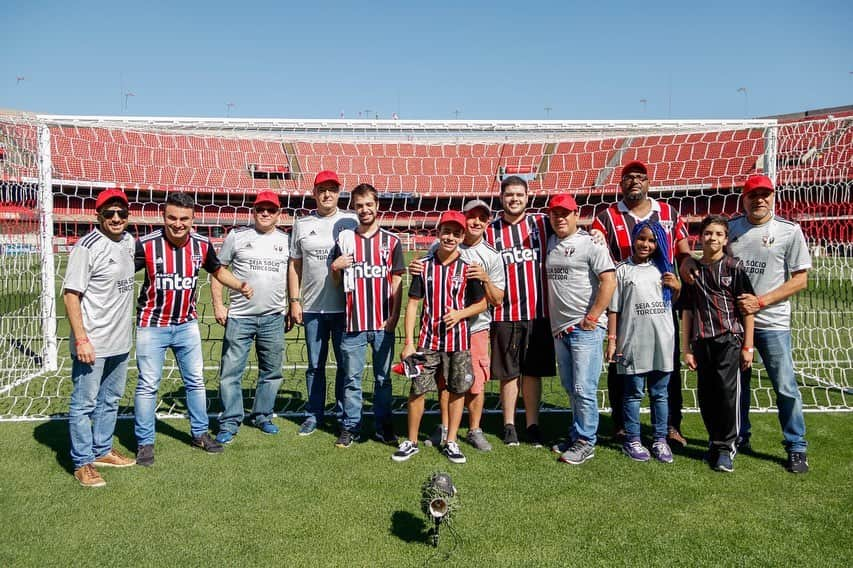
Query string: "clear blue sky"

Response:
xmin=3 ymin=0 xmax=851 ymax=120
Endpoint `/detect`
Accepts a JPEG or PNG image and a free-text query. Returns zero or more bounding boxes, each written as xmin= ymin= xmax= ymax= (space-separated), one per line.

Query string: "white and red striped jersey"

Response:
xmin=334 ymin=229 xmax=405 ymax=333
xmin=592 ymin=198 xmax=688 ymax=264
xmin=135 ymin=229 xmax=221 ymax=327
xmin=485 ymin=212 xmax=551 ymax=322
xmin=409 ymin=255 xmax=485 ymax=352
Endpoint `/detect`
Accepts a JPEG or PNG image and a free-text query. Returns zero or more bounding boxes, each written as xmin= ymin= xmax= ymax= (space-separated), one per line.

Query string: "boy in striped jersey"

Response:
xmin=133 ymin=192 xmax=253 ymax=466
xmin=330 ymin=184 xmax=405 ymax=448
xmin=682 ymin=215 xmax=755 ymax=473
xmin=392 ymin=212 xmax=488 ymax=464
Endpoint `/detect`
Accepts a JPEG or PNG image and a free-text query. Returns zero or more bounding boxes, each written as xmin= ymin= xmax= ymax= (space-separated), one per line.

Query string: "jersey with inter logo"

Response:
xmin=592 ymin=198 xmax=688 ymax=264
xmin=135 ymin=229 xmax=221 ymax=327
xmin=333 ymin=229 xmax=405 ymax=333
xmin=408 ymin=255 xmax=486 ymax=352
xmin=485 ymin=212 xmax=551 ymax=322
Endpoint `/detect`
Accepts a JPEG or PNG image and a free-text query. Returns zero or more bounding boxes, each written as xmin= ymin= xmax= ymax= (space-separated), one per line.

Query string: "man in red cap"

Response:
xmin=288 ymin=171 xmax=358 ymax=436
xmin=392 ymin=211 xmax=488 ymax=464
xmin=63 ymin=188 xmax=137 ymax=486
xmin=545 ymin=194 xmax=616 ymax=465
xmin=590 ymin=160 xmax=691 ymax=446
xmin=212 ymin=191 xmax=292 ymax=444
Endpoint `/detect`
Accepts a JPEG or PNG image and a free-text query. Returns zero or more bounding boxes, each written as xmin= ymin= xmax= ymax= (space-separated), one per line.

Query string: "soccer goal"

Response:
xmin=0 ymin=111 xmax=850 ymax=420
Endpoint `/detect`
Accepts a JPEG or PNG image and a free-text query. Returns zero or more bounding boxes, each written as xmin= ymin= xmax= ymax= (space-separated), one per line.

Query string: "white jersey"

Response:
xmin=290 ymin=209 xmax=358 ymax=313
xmin=63 ymin=229 xmax=136 ymax=358
xmin=545 ymin=230 xmax=615 ymax=335
xmin=728 ymin=214 xmax=811 ymax=330
xmin=218 ymin=226 xmax=290 ymax=318
xmin=609 ymin=259 xmax=675 ymax=374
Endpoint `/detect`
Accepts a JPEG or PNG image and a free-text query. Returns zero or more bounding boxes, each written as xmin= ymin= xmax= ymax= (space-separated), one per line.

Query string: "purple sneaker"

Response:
xmin=622 ymin=439 xmax=651 ymax=462
xmin=651 ymin=439 xmax=674 ymax=463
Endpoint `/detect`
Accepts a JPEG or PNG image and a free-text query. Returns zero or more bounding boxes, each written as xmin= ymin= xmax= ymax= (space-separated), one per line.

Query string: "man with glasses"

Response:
xmin=64 ymin=188 xmax=137 ymax=486
xmin=590 ymin=160 xmax=691 ymax=447
xmin=134 ymin=192 xmax=253 ymax=466
xmin=212 ymin=191 xmax=291 ymax=445
xmin=288 ymin=171 xmax=358 ymax=436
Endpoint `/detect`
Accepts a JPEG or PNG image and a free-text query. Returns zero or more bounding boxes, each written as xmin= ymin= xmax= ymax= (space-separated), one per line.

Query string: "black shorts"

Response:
xmin=490 ymin=319 xmax=556 ymax=380
xmin=410 ymin=350 xmax=474 ymax=396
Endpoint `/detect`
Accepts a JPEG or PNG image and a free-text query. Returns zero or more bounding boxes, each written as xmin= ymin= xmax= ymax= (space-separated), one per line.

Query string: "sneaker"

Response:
xmin=503 ymin=424 xmax=520 ymax=446
xmin=558 ymin=440 xmax=595 ymax=465
xmin=298 ymin=418 xmax=318 ymax=436
xmin=551 ymin=439 xmax=571 ymax=454
xmin=667 ymin=426 xmax=687 ymax=448
xmin=191 ymin=432 xmax=224 ymax=454
xmin=526 ymin=424 xmax=544 ymax=448
xmin=736 ymin=436 xmax=752 ymax=454
xmin=622 ymin=439 xmax=651 ymax=462
xmin=715 ymin=452 xmax=734 ymax=473
xmin=465 ymin=428 xmax=493 ymax=452
xmin=257 ymin=421 xmax=279 ymax=435
xmin=136 ymin=444 xmax=154 ymax=467
xmin=74 ymin=463 xmax=106 ymax=488
xmin=93 ymin=449 xmax=136 ymax=468
xmin=786 ymin=451 xmax=809 ymax=474
xmin=335 ymin=430 xmax=359 ymax=448
xmin=374 ymin=423 xmax=398 ymax=446
xmin=443 ymin=440 xmax=467 ymax=464
xmin=215 ymin=430 xmax=236 ymax=445
xmin=392 ymin=440 xmax=420 ymax=462
xmin=423 ymin=424 xmax=448 ymax=448
xmin=651 ymin=439 xmax=674 ymax=464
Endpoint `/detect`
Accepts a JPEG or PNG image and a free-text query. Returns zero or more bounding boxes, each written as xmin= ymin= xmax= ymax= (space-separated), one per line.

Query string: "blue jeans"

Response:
xmin=134 ymin=322 xmax=209 ymax=445
xmin=68 ymin=353 xmax=129 ymax=469
xmin=623 ymin=371 xmax=670 ymax=440
xmin=218 ymin=313 xmax=285 ymax=434
xmin=339 ymin=330 xmax=395 ymax=433
xmin=739 ymin=329 xmax=807 ymax=452
xmin=555 ymin=326 xmax=605 ymax=446
xmin=302 ymin=312 xmax=346 ymax=424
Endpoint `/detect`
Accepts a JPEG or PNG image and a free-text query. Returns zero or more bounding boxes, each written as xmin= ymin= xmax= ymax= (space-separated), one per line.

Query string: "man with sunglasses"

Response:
xmin=288 ymin=171 xmax=358 ymax=436
xmin=64 ymin=188 xmax=137 ymax=487
xmin=134 ymin=192 xmax=253 ymax=466
xmin=212 ymin=191 xmax=291 ymax=445
xmin=590 ymin=160 xmax=691 ymax=447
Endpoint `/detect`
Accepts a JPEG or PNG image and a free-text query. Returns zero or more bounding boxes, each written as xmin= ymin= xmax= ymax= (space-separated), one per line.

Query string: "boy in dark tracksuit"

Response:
xmin=682 ymin=215 xmax=755 ymax=473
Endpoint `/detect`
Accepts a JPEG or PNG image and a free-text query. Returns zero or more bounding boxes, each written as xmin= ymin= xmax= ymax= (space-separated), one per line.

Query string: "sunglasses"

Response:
xmin=621 ymin=174 xmax=648 ymax=183
xmin=254 ymin=206 xmax=280 ymax=214
xmin=100 ymin=209 xmax=129 ymax=219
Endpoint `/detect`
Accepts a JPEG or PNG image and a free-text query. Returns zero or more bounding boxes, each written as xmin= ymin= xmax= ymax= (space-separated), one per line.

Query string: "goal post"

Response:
xmin=0 ymin=111 xmax=850 ymax=420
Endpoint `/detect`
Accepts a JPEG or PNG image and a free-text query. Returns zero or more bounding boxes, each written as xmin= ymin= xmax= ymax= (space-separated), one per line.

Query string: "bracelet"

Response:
xmin=742 ymin=346 xmax=754 ymax=353
xmin=585 ymin=314 xmax=598 ymax=323
xmin=75 ymin=338 xmax=90 ymax=346
xmin=607 ymin=335 xmax=617 ymax=340
xmin=757 ymin=296 xmax=766 ymax=308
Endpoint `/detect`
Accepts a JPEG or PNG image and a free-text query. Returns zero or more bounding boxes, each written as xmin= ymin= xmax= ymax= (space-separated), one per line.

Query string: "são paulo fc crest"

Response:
xmin=564 ymin=246 xmax=575 ymax=257
xmin=721 ymin=276 xmax=732 ymax=286
xmin=660 ymin=220 xmax=674 ymax=232
xmin=380 ymin=245 xmax=391 ymax=260
xmin=762 ymin=234 xmax=775 ymax=248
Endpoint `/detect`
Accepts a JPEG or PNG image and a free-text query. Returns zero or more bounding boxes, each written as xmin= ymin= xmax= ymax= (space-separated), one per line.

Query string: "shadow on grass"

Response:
xmin=33 ymin=419 xmax=139 ymax=474
xmin=390 ymin=510 xmax=429 ymax=544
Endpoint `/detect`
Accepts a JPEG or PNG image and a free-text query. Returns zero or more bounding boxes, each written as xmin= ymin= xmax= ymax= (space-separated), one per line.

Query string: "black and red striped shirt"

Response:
xmin=334 ymin=229 xmax=405 ymax=333
xmin=409 ymin=255 xmax=485 ymax=352
xmin=135 ymin=229 xmax=221 ymax=327
xmin=592 ymin=198 xmax=688 ymax=264
xmin=485 ymin=212 xmax=551 ymax=322
xmin=683 ymin=254 xmax=754 ymax=342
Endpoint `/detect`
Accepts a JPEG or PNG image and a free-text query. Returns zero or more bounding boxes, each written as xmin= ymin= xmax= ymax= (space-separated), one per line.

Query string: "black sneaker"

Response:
xmin=443 ymin=440 xmax=467 ymax=464
xmin=191 ymin=432 xmax=224 ymax=454
xmin=503 ymin=424 xmax=519 ymax=446
xmin=736 ymin=436 xmax=752 ymax=454
xmin=526 ymin=424 xmax=544 ymax=448
xmin=136 ymin=444 xmax=154 ymax=467
xmin=374 ymin=423 xmax=398 ymax=446
xmin=335 ymin=430 xmax=359 ymax=448
xmin=786 ymin=451 xmax=809 ymax=474
xmin=392 ymin=440 xmax=419 ymax=462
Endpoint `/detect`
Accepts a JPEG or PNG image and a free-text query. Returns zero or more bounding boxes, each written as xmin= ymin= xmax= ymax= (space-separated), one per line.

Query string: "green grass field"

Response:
xmin=1 ymin=413 xmax=851 ymax=566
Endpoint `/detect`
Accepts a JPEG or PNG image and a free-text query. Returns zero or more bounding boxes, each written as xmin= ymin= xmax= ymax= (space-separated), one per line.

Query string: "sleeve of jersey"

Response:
xmin=590 ymin=242 xmax=616 ymax=275
xmin=608 ymin=269 xmax=622 ymax=313
xmin=203 ymin=244 xmax=222 ymax=274
xmin=786 ymin=225 xmax=813 ymax=272
xmin=330 ymin=242 xmax=341 ymax=262
xmin=408 ymin=275 xmax=425 ymax=299
xmin=289 ymin=222 xmax=302 ymax=259
xmin=488 ymin=255 xmax=506 ymax=290
xmin=465 ymin=279 xmax=486 ymax=306
xmin=134 ymin=239 xmax=146 ymax=272
xmin=391 ymin=240 xmax=406 ymax=274
xmin=218 ymin=232 xmax=235 ymax=266
xmin=674 ymin=214 xmax=689 ymax=242
xmin=62 ymin=245 xmax=90 ymax=293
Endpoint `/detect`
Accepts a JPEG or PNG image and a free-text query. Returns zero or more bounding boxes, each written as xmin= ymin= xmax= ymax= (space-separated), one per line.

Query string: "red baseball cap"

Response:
xmin=743 ymin=174 xmax=774 ymax=195
xmin=437 ymin=211 xmax=466 ymax=229
xmin=94 ymin=188 xmax=129 ymax=211
xmin=547 ymin=194 xmax=578 ymax=211
xmin=621 ymin=160 xmax=648 ymax=177
xmin=254 ymin=191 xmax=281 ymax=208
xmin=313 ymin=170 xmax=341 ymax=187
